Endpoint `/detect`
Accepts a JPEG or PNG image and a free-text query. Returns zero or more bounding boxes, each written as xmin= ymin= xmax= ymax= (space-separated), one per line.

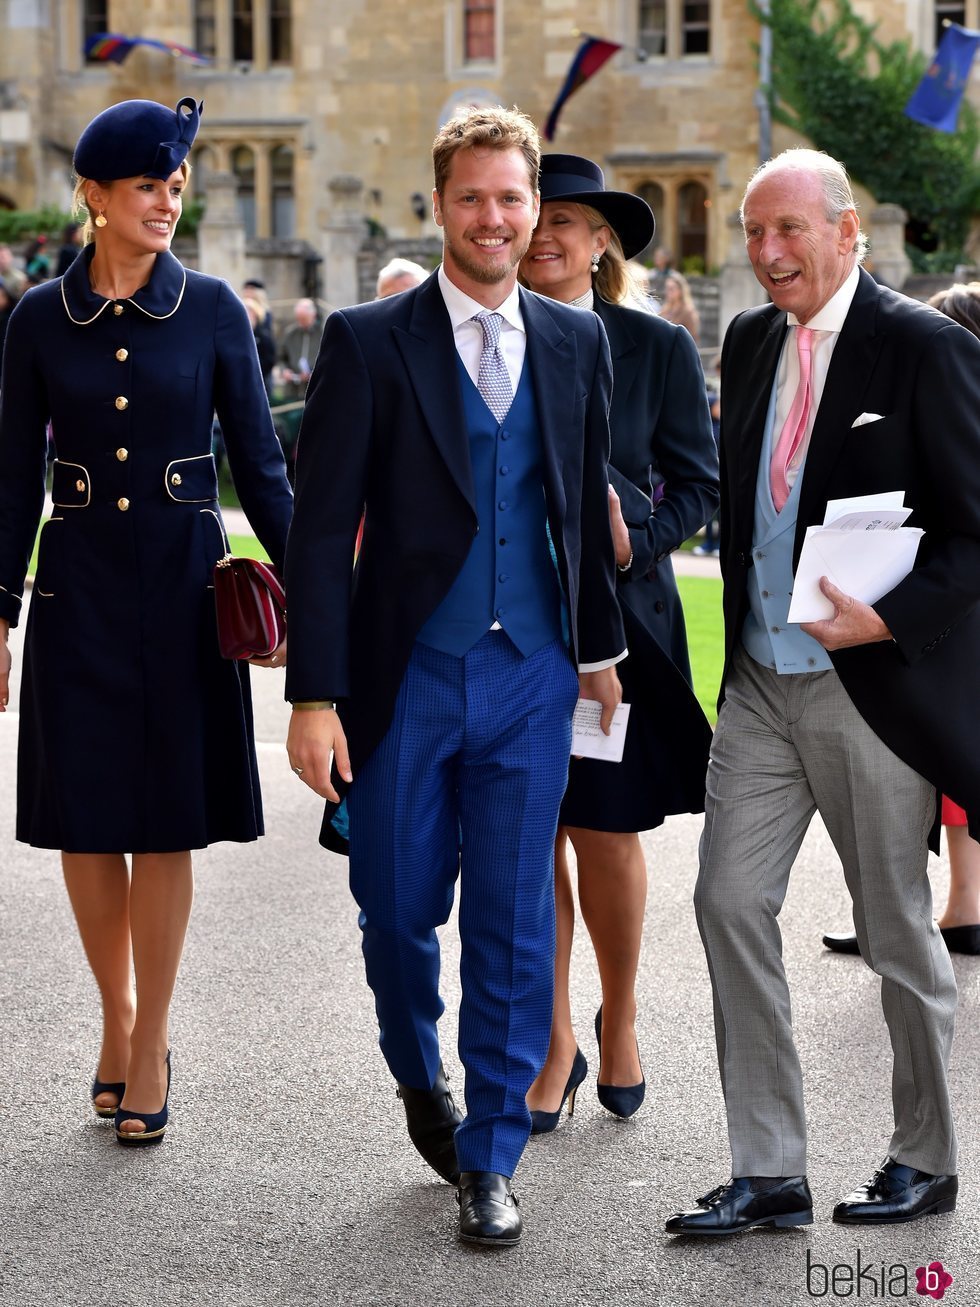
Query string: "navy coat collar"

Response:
xmin=61 ymin=243 xmax=187 ymax=325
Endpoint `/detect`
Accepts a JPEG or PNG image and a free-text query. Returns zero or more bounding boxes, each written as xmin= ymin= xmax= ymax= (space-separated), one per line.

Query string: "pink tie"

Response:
xmin=770 ymin=326 xmax=814 ymax=512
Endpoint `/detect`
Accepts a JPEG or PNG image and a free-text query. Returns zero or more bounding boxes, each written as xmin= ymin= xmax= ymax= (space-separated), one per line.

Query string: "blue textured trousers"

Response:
xmin=347 ymin=632 xmax=579 ymax=1176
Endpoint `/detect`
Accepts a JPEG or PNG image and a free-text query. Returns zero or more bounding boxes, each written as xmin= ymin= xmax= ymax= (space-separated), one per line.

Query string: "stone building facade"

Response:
xmin=1 ymin=0 xmax=977 ymax=334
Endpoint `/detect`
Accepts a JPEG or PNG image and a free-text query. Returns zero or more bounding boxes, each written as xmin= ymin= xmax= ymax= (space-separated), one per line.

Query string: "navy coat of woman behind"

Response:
xmin=0 ymin=246 xmax=293 ymax=852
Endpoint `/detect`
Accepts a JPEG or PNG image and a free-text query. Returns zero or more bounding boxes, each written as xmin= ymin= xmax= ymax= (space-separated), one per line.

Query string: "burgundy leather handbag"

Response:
xmin=213 ymin=554 xmax=286 ymax=660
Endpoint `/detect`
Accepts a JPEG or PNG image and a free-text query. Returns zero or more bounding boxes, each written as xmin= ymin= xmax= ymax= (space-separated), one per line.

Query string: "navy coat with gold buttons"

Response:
xmin=0 ymin=245 xmax=293 ymax=852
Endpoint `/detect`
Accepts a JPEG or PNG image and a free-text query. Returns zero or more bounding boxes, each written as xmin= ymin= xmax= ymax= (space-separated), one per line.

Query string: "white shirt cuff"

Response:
xmin=577 ymin=649 xmax=627 ymax=673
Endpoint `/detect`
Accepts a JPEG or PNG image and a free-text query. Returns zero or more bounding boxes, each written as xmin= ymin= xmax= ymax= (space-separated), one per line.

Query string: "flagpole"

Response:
xmin=756 ymin=0 xmax=772 ymax=163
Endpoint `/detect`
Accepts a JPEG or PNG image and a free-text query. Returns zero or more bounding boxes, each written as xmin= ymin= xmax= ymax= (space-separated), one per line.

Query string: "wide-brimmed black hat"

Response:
xmin=74 ymin=97 xmax=203 ymax=182
xmin=538 ymin=154 xmax=655 ymax=261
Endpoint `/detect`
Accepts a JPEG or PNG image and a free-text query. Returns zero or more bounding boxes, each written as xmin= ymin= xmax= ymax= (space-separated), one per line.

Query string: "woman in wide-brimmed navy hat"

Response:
xmin=520 ymin=154 xmax=719 ymax=1131
xmin=0 ymin=98 xmax=292 ymax=1147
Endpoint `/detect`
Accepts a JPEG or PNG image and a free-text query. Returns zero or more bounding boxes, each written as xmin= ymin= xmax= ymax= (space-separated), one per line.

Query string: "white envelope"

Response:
xmin=823 ymin=491 xmax=904 ymax=525
xmin=787 ymin=525 xmax=924 ymax=623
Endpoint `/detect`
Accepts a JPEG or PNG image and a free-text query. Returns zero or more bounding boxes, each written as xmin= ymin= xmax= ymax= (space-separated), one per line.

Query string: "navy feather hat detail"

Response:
xmin=74 ymin=97 xmax=203 ymax=181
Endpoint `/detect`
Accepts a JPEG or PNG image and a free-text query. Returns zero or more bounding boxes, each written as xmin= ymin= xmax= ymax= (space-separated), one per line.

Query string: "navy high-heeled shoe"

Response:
xmin=595 ymin=1007 xmax=645 ymax=1119
xmin=115 ymin=1051 xmax=171 ymax=1147
xmin=91 ymin=1073 xmax=126 ymax=1120
xmin=529 ymin=1048 xmax=589 ymax=1135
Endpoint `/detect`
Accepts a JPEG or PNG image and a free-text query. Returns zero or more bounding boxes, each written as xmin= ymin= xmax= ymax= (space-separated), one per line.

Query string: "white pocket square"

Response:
xmin=851 ymin=412 xmax=885 ymax=427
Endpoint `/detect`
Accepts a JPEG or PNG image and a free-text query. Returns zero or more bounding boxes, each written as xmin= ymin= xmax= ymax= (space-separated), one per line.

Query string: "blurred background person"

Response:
xmin=55 ymin=222 xmax=83 ymax=277
xmin=275 ymin=296 xmax=323 ymax=469
xmin=375 ymin=256 xmax=428 ymax=299
xmin=0 ymin=97 xmax=292 ymax=1147
xmin=823 ymin=279 xmax=980 ymax=960
xmin=0 ymin=243 xmax=28 ymax=298
xmin=519 ymin=154 xmax=718 ymax=1130
xmin=657 ymin=270 xmax=701 ymax=343
xmin=241 ymin=282 xmax=276 ymax=396
xmin=24 ymin=235 xmax=50 ymax=285
xmin=647 ymin=245 xmax=674 ymax=303
xmin=277 ymin=296 xmax=323 ymax=400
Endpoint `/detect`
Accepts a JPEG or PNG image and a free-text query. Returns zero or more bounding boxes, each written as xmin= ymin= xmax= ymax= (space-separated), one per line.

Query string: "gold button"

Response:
xmin=115 ymin=396 xmax=128 ymax=411
xmin=171 ymin=473 xmax=182 ymax=486
xmin=75 ymin=479 xmax=86 ymax=493
xmin=113 ymin=304 xmax=124 ymax=316
xmin=117 ymin=498 xmax=130 ymax=511
xmin=116 ymin=448 xmax=128 ymax=462
xmin=115 ymin=348 xmax=128 ymax=362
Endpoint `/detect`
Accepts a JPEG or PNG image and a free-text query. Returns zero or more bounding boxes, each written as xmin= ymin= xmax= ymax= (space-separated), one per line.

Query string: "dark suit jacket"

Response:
xmin=284 ymin=273 xmax=626 ymax=832
xmin=591 ymin=296 xmax=718 ymax=812
xmin=718 ymin=268 xmax=980 ymax=839
xmin=593 ymin=296 xmax=718 ymax=667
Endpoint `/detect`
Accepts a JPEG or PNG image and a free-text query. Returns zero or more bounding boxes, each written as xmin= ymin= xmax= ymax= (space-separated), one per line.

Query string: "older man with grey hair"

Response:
xmin=665 ymin=148 xmax=980 ymax=1237
xmin=375 ymin=257 xmax=429 ymax=299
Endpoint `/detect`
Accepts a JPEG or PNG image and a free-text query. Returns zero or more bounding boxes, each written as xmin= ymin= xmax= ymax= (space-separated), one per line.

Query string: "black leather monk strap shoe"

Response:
xmin=396 ymin=1061 xmax=462 ymax=1185
xmin=457 ymin=1171 xmax=523 ymax=1246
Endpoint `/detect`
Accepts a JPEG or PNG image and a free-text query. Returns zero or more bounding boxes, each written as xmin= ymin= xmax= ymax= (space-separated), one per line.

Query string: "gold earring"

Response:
xmin=94 ymin=212 xmax=107 ymax=228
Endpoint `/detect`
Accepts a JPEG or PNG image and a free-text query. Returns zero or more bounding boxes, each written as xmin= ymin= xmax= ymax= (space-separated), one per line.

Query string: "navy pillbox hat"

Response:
xmin=74 ymin=96 xmax=203 ymax=181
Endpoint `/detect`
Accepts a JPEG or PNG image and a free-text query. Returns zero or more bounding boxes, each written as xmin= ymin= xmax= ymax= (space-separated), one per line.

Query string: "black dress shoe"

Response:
xmin=396 ymin=1062 xmax=462 ymax=1185
xmin=824 ymin=925 xmax=980 ymax=956
xmin=665 ymin=1176 xmax=813 ymax=1236
xmin=822 ymin=931 xmax=862 ymax=955
xmin=833 ymin=1158 xmax=957 ymax=1225
xmin=457 ymin=1171 xmax=523 ymax=1246
xmin=938 ymin=923 xmax=980 ymax=955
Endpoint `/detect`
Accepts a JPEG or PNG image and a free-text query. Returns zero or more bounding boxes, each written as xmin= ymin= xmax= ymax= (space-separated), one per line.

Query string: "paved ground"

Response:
xmin=1 ymin=589 xmax=976 ymax=1307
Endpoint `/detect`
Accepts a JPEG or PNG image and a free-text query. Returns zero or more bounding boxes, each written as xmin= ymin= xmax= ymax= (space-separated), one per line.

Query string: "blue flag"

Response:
xmin=905 ymin=23 xmax=980 ymax=133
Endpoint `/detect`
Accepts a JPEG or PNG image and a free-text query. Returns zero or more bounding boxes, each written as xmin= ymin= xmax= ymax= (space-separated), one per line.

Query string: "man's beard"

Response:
xmin=444 ymin=230 xmax=531 ymax=284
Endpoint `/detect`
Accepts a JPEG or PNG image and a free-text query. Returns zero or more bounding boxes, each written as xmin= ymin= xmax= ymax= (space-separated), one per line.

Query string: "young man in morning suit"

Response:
xmin=666 ymin=149 xmax=980 ymax=1236
xmin=284 ymin=107 xmax=624 ymax=1246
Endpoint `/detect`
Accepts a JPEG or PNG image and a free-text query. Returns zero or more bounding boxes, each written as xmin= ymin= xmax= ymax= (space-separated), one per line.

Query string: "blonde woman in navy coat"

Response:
xmin=520 ymin=156 xmax=718 ymax=1128
xmin=0 ymin=100 xmax=292 ymax=1145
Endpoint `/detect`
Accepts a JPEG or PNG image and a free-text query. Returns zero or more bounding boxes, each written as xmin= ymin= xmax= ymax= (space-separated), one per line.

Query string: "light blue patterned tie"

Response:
xmin=473 ymin=311 xmax=513 ymax=425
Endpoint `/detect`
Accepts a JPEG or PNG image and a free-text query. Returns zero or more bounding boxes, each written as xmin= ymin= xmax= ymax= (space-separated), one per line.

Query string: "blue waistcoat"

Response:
xmin=742 ymin=377 xmax=833 ymax=675
xmin=416 ymin=356 xmax=564 ymax=658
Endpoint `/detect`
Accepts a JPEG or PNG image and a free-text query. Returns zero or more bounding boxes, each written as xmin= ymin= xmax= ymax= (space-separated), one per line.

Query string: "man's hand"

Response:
xmin=578 ymin=666 xmax=623 ymax=734
xmin=800 ymin=576 xmax=893 ymax=651
xmin=286 ymin=708 xmax=352 ymax=803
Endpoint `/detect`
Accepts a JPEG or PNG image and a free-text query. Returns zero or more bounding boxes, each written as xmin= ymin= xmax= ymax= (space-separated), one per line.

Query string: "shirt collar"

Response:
xmin=437 ymin=264 xmax=525 ymax=334
xmin=61 ymin=243 xmax=187 ymax=326
xmin=787 ymin=264 xmax=860 ymax=333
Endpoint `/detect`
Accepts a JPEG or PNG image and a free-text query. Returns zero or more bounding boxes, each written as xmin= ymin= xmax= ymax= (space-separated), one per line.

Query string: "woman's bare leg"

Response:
xmin=570 ymin=827 xmax=646 ymax=1087
xmin=62 ymin=853 xmax=135 ymax=1112
xmin=938 ymin=825 xmax=980 ymax=929
xmin=117 ymin=851 xmax=194 ymax=1133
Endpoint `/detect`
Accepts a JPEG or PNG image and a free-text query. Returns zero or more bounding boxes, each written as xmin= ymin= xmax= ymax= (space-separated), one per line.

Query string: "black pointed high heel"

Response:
xmin=115 ymin=1051 xmax=171 ymax=1147
xmin=595 ymin=1007 xmax=645 ymax=1119
xmin=91 ymin=1073 xmax=126 ymax=1119
xmin=529 ymin=1048 xmax=589 ymax=1135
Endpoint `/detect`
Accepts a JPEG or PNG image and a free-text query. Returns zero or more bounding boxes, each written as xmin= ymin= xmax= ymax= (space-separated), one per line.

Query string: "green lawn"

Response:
xmin=676 ymin=574 xmax=724 ymax=725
